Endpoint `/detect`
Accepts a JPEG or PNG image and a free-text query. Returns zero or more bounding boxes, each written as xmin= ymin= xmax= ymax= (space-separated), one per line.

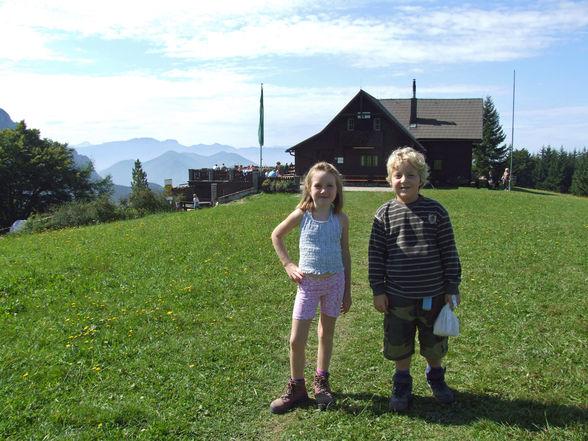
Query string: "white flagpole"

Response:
xmin=509 ymin=70 xmax=515 ymax=191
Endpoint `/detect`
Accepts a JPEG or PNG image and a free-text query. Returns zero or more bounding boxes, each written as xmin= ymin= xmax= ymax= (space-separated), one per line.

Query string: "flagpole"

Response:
xmin=509 ymin=70 xmax=515 ymax=191
xmin=258 ymin=83 xmax=264 ymax=170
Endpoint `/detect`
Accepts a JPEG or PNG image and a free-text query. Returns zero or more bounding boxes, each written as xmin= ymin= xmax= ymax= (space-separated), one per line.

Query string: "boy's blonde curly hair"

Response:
xmin=386 ymin=147 xmax=429 ymax=188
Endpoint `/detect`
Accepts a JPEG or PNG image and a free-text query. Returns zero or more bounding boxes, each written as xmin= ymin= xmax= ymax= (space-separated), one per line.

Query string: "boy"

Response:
xmin=368 ymin=147 xmax=461 ymax=412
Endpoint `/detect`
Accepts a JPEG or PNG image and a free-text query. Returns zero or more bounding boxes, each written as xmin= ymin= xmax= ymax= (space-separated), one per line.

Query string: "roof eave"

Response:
xmin=288 ymin=90 xmax=425 ymax=152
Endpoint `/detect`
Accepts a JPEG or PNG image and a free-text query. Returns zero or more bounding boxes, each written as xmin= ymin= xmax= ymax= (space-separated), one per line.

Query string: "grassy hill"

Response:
xmin=1 ymin=188 xmax=586 ymax=440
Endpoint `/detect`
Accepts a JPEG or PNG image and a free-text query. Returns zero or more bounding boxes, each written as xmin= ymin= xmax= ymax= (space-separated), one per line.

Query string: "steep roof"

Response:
xmin=287 ymin=90 xmax=483 ymax=152
xmin=287 ymin=90 xmax=424 ymax=152
xmin=379 ymin=98 xmax=483 ymax=141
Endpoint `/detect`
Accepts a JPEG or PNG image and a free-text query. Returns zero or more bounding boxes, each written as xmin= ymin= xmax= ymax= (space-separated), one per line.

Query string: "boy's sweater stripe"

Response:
xmin=368 ymin=196 xmax=461 ymax=298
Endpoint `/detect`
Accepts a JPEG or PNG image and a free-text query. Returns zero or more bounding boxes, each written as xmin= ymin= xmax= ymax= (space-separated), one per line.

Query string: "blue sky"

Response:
xmin=1 ymin=0 xmax=587 ymax=153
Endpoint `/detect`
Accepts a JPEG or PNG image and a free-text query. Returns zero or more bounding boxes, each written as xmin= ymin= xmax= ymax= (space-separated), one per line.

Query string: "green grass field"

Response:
xmin=1 ymin=187 xmax=586 ymax=440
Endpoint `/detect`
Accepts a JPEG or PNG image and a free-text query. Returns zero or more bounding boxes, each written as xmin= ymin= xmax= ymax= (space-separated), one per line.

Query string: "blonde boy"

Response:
xmin=368 ymin=147 xmax=461 ymax=412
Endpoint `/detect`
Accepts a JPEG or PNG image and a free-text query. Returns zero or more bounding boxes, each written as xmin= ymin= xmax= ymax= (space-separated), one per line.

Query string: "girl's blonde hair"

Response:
xmin=386 ymin=147 xmax=429 ymax=188
xmin=297 ymin=162 xmax=344 ymax=214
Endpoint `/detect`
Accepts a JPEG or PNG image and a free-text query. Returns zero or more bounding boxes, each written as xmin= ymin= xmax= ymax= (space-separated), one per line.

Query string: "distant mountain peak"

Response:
xmin=73 ymin=141 xmax=93 ymax=148
xmin=0 ymin=108 xmax=17 ymax=130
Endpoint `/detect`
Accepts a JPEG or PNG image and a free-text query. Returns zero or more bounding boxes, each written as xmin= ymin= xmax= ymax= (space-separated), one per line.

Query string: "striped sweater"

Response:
xmin=368 ymin=195 xmax=461 ymax=299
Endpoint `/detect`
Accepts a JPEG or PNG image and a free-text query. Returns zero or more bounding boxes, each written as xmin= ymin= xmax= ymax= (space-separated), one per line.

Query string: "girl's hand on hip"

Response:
xmin=285 ymin=263 xmax=305 ymax=283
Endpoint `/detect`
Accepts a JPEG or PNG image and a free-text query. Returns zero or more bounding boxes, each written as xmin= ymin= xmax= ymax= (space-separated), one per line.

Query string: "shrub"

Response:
xmin=20 ymin=189 xmax=175 ymax=233
xmin=261 ymin=178 xmax=275 ymax=193
xmin=261 ymin=178 xmax=299 ymax=194
xmin=24 ymin=197 xmax=120 ymax=232
xmin=128 ymin=190 xmax=173 ymax=215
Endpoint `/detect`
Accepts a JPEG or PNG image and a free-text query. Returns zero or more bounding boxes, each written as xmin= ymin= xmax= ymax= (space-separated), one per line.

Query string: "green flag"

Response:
xmin=258 ymin=84 xmax=264 ymax=147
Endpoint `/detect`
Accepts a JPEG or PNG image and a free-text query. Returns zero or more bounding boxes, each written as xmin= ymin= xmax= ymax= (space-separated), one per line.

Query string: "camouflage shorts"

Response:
xmin=382 ymin=294 xmax=448 ymax=361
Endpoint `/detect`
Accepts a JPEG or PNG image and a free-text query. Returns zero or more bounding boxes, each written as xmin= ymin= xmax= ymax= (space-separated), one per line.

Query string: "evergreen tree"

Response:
xmin=129 ymin=159 xmax=162 ymax=214
xmin=510 ymin=148 xmax=536 ymax=188
xmin=473 ymin=96 xmax=508 ymax=177
xmin=559 ymin=148 xmax=576 ymax=193
xmin=533 ymin=146 xmax=551 ymax=187
xmin=535 ymin=147 xmax=556 ymax=191
xmin=131 ymin=159 xmax=149 ymax=193
xmin=533 ymin=147 xmax=576 ymax=193
xmin=570 ymin=149 xmax=588 ymax=197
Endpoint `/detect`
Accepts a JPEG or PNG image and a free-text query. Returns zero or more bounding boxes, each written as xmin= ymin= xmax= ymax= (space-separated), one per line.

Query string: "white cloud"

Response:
xmin=156 ymin=5 xmax=588 ymax=66
xmin=0 ymin=65 xmax=340 ymax=146
xmin=2 ymin=0 xmax=587 ymax=66
xmin=1 ymin=0 xmax=586 ymax=152
xmin=0 ymin=24 xmax=56 ymax=61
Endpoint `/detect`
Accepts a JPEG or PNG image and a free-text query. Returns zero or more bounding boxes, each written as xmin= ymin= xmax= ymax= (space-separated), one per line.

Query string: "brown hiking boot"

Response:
xmin=270 ymin=379 xmax=309 ymax=414
xmin=314 ymin=372 xmax=334 ymax=410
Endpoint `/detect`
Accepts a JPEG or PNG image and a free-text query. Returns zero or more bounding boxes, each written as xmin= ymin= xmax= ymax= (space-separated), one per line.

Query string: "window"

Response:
xmin=335 ymin=156 xmax=344 ymax=164
xmin=373 ymin=117 xmax=381 ymax=131
xmin=360 ymin=155 xmax=379 ymax=167
xmin=434 ymin=160 xmax=443 ymax=171
xmin=347 ymin=118 xmax=355 ymax=131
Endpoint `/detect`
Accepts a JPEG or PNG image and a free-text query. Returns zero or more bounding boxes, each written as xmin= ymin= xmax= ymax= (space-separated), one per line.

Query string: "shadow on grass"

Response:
xmin=336 ymin=391 xmax=586 ymax=431
xmin=511 ymin=187 xmax=556 ymax=196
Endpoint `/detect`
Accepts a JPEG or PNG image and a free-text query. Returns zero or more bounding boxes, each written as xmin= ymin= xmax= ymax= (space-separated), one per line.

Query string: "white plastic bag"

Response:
xmin=433 ymin=299 xmax=459 ymax=337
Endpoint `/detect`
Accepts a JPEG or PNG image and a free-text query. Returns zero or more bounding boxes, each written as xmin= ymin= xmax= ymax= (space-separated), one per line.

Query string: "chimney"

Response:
xmin=409 ymin=79 xmax=417 ymax=127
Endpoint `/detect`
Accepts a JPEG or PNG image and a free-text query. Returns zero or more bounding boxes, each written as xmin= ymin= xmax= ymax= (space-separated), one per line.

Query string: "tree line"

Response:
xmin=510 ymin=147 xmax=587 ymax=196
xmin=2 ymin=107 xmax=586 ymax=232
xmin=472 ymin=97 xmax=587 ymax=197
xmin=0 ymin=122 xmax=171 ymax=232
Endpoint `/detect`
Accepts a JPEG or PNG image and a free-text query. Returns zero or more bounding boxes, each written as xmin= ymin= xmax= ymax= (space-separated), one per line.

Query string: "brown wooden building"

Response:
xmin=287 ymin=83 xmax=483 ymax=186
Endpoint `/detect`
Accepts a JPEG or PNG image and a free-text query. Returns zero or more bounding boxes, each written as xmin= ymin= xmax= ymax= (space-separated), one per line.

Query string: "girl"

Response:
xmin=502 ymin=168 xmax=510 ymax=190
xmin=270 ymin=162 xmax=352 ymax=413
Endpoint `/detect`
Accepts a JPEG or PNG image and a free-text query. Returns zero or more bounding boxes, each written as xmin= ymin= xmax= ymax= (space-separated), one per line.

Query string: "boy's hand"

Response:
xmin=373 ymin=294 xmax=389 ymax=314
xmin=444 ymin=294 xmax=461 ymax=310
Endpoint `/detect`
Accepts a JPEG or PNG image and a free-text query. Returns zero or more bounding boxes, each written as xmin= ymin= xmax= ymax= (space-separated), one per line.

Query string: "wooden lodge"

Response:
xmin=287 ymin=82 xmax=483 ymax=186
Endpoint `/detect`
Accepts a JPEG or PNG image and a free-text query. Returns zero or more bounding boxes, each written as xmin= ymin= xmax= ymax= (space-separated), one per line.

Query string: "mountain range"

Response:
xmin=74 ymin=138 xmax=293 ymax=187
xmin=72 ymin=149 xmax=163 ymax=201
xmin=1 ymin=107 xmax=293 ymax=193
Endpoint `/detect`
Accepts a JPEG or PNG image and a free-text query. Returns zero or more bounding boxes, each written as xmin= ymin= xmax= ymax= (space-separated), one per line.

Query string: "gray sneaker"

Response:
xmin=389 ymin=373 xmax=412 ymax=412
xmin=426 ymin=368 xmax=455 ymax=405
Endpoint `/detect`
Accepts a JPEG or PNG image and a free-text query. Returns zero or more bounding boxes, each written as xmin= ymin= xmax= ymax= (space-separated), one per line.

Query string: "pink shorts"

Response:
xmin=292 ymin=272 xmax=345 ymax=320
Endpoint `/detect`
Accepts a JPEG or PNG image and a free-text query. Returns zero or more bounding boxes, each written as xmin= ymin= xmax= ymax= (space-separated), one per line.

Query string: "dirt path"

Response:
xmin=343 ymin=186 xmax=392 ymax=192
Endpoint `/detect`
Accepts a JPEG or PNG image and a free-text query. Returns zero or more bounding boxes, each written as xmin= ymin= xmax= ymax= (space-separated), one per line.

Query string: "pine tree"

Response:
xmin=511 ymin=148 xmax=537 ymax=188
xmin=129 ymin=159 xmax=158 ymax=213
xmin=473 ymin=96 xmax=508 ymax=177
xmin=131 ymin=159 xmax=149 ymax=193
xmin=571 ymin=149 xmax=588 ymax=197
